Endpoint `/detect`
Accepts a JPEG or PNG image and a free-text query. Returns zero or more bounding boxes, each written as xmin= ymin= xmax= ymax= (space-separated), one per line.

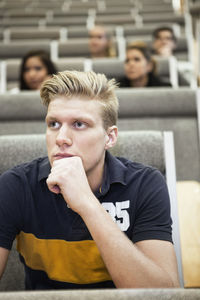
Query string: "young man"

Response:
xmin=0 ymin=71 xmax=179 ymax=289
xmin=152 ymin=26 xmax=177 ymax=57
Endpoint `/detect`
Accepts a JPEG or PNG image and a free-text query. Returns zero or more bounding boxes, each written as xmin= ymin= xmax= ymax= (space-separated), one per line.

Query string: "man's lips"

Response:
xmin=53 ymin=153 xmax=74 ymax=159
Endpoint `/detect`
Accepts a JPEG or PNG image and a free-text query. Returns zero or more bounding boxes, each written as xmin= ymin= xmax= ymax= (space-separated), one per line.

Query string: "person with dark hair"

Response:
xmin=19 ymin=50 xmax=57 ymax=90
xmin=88 ymin=25 xmax=116 ymax=58
xmin=152 ymin=26 xmax=177 ymax=57
xmin=119 ymin=43 xmax=171 ymax=88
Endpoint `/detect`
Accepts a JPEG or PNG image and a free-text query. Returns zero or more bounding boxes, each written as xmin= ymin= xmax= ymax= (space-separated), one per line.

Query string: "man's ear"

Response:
xmin=105 ymin=126 xmax=118 ymax=150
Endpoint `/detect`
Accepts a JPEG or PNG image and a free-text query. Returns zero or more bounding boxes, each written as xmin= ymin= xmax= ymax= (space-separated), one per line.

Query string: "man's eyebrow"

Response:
xmin=45 ymin=114 xmax=95 ymax=123
xmin=45 ymin=115 xmax=57 ymax=122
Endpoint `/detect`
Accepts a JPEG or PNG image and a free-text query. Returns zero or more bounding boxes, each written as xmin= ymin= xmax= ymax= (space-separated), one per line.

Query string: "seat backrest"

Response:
xmin=0 ymin=92 xmax=46 ymax=135
xmin=142 ymin=13 xmax=185 ymax=26
xmin=8 ymin=27 xmax=61 ymax=41
xmin=95 ymin=14 xmax=136 ymax=25
xmin=153 ymin=56 xmax=178 ymax=87
xmin=0 ymin=131 xmax=165 ymax=175
xmin=58 ymin=38 xmax=90 ymax=58
xmin=0 ymin=130 xmax=183 ymax=289
xmin=116 ymin=88 xmax=200 ymax=181
xmin=3 ymin=59 xmax=21 ymax=91
xmin=91 ymin=58 xmax=124 ymax=81
xmin=46 ymin=16 xmax=87 ymax=27
xmin=57 ymin=38 xmax=118 ymax=58
xmin=55 ymin=58 xmax=85 ymax=72
xmin=0 ymin=41 xmax=50 ymax=59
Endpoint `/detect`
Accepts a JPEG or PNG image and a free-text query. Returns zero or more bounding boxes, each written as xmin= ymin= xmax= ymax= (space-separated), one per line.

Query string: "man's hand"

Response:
xmin=46 ymin=157 xmax=95 ymax=214
xmin=157 ymin=46 xmax=172 ymax=57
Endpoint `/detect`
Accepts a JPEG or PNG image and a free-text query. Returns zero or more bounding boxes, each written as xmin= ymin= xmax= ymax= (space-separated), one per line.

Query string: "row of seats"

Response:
xmin=0 ymin=288 xmax=200 ymax=299
xmin=0 ymin=23 xmax=181 ymax=42
xmin=0 ymin=0 xmax=174 ymax=14
xmin=0 ymin=56 xmax=186 ymax=92
xmin=0 ymin=28 xmax=190 ymax=60
xmin=0 ymin=13 xmax=185 ymax=29
xmin=0 ymin=3 xmax=175 ymax=15
xmin=0 ymin=36 xmax=187 ymax=68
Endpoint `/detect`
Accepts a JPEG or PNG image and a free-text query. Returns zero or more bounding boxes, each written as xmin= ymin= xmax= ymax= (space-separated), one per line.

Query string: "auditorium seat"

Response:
xmin=57 ymin=39 xmax=90 ymax=58
xmin=116 ymin=87 xmax=200 ymax=181
xmin=1 ymin=59 xmax=20 ymax=91
xmin=122 ymin=23 xmax=181 ymax=39
xmin=95 ymin=14 xmax=137 ymax=26
xmin=141 ymin=12 xmax=185 ymax=27
xmin=56 ymin=38 xmax=118 ymax=59
xmin=0 ymin=289 xmax=199 ymax=300
xmin=0 ymin=41 xmax=51 ymax=59
xmin=0 ymin=92 xmax=46 ymax=135
xmin=138 ymin=3 xmax=175 ymax=14
xmin=45 ymin=16 xmax=88 ymax=27
xmin=65 ymin=26 xmax=90 ymax=39
xmin=5 ymin=27 xmax=62 ymax=42
xmin=0 ymin=18 xmax=42 ymax=28
xmin=55 ymin=58 xmax=85 ymax=72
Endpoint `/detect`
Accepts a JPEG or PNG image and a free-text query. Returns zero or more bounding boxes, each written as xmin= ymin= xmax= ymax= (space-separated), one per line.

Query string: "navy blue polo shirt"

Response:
xmin=0 ymin=151 xmax=172 ymax=290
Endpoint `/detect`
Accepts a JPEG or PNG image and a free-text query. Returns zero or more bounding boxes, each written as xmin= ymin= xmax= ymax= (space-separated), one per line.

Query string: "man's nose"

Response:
xmin=56 ymin=125 xmax=72 ymax=147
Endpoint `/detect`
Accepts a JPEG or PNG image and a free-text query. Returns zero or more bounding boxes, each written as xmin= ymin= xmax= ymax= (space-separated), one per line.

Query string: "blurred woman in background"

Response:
xmin=119 ymin=43 xmax=171 ymax=87
xmin=20 ymin=50 xmax=57 ymax=90
xmin=88 ymin=25 xmax=116 ymax=58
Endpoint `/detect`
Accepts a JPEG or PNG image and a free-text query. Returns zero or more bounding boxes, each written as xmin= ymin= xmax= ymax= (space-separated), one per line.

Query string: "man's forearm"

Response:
xmin=81 ymin=199 xmax=179 ymax=288
xmin=0 ymin=247 xmax=9 ymax=280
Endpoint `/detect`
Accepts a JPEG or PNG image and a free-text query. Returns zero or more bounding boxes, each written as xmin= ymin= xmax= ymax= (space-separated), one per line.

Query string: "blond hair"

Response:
xmin=40 ymin=70 xmax=119 ymax=129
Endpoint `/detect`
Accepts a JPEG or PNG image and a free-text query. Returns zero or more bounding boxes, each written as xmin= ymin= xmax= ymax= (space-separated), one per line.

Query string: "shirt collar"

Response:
xmin=97 ymin=151 xmax=127 ymax=196
xmin=38 ymin=157 xmax=51 ymax=181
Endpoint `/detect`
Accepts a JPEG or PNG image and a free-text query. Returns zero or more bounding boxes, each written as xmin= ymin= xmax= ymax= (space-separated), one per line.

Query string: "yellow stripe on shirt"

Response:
xmin=16 ymin=231 xmax=111 ymax=284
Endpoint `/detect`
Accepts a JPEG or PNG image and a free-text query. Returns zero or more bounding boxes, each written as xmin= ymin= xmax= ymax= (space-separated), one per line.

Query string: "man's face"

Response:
xmin=46 ymin=96 xmax=116 ymax=179
xmin=89 ymin=26 xmax=109 ymax=57
xmin=153 ymin=30 xmax=176 ymax=56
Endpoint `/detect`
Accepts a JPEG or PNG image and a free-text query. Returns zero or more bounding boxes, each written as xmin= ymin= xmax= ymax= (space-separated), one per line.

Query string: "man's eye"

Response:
xmin=49 ymin=121 xmax=60 ymax=129
xmin=74 ymin=121 xmax=87 ymax=129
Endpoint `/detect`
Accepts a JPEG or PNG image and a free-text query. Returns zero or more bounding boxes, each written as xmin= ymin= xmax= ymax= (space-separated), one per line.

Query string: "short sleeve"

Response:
xmin=132 ymin=168 xmax=172 ymax=243
xmin=0 ymin=169 xmax=25 ymax=250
